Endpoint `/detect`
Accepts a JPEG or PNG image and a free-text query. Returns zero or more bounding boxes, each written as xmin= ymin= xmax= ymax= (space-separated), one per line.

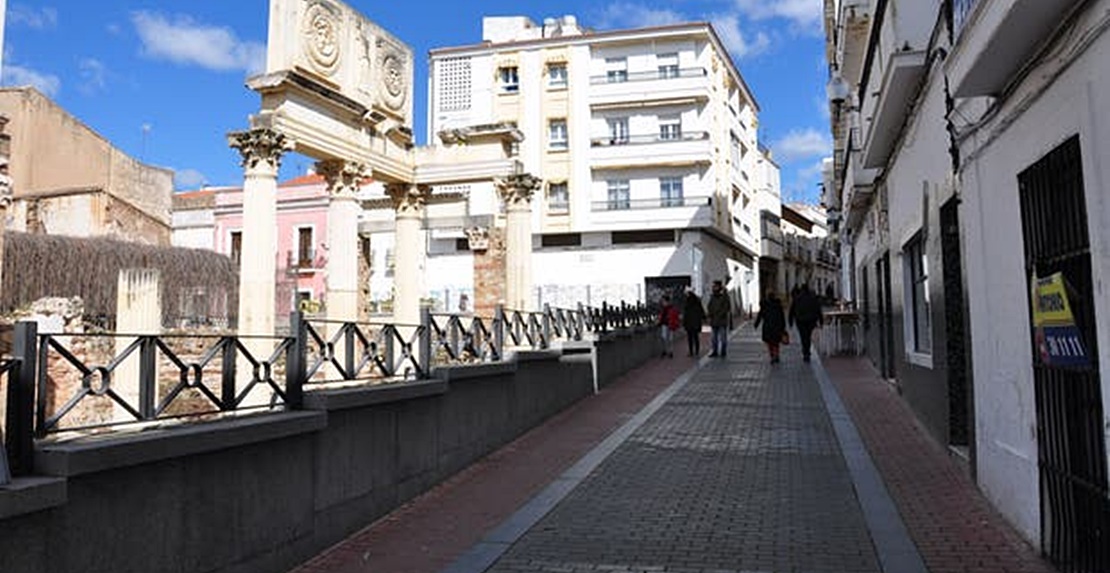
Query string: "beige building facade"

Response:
xmin=0 ymin=87 xmax=173 ymax=245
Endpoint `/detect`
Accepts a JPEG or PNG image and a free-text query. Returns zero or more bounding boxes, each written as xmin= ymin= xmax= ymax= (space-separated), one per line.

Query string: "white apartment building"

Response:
xmin=399 ymin=15 xmax=768 ymax=313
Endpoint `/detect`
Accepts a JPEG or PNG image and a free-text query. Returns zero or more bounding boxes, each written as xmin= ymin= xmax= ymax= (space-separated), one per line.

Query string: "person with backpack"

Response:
xmin=658 ymin=294 xmax=681 ymax=358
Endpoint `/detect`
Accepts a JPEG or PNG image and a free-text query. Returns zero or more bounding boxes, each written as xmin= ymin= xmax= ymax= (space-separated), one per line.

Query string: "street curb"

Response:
xmin=810 ymin=353 xmax=929 ymax=573
xmin=439 ymin=347 xmax=715 ymax=573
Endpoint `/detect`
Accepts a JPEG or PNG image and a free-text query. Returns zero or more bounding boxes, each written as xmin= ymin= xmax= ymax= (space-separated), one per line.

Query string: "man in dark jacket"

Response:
xmin=706 ymin=280 xmax=731 ymax=357
xmin=682 ymin=288 xmax=706 ymax=357
xmin=789 ymin=283 xmax=824 ymax=362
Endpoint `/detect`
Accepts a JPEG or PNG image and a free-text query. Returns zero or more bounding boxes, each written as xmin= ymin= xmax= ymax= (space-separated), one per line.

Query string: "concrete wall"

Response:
xmin=0 ymin=326 xmax=659 ymax=573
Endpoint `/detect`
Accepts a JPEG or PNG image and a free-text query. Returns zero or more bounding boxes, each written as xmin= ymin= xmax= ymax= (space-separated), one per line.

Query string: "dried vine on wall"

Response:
xmin=1 ymin=232 xmax=239 ymax=324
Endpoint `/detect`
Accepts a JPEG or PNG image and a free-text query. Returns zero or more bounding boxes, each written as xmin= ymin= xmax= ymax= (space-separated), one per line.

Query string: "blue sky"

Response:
xmin=2 ymin=0 xmax=831 ymax=203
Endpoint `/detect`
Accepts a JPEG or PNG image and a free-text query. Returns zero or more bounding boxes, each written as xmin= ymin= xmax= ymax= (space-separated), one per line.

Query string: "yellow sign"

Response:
xmin=1032 ymin=273 xmax=1075 ymax=326
xmin=1031 ymin=272 xmax=1089 ymax=367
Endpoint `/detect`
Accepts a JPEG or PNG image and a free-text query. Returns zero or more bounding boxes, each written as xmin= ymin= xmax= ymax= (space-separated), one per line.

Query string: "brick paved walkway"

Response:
xmin=482 ymin=328 xmax=881 ymax=573
xmin=291 ymin=329 xmax=1060 ymax=573
xmin=821 ymin=356 xmax=1056 ymax=573
xmin=290 ymin=335 xmax=709 ymax=573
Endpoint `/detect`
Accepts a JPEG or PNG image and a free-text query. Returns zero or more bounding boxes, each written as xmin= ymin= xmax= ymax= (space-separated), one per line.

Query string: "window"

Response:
xmin=547 ymin=63 xmax=567 ymax=88
xmin=608 ymin=118 xmax=629 ymax=145
xmin=660 ymin=177 xmax=684 ymax=207
xmin=607 ymin=180 xmax=630 ymax=210
xmin=229 ymin=230 xmax=242 ymax=264
xmin=297 ymin=227 xmax=314 ymax=267
xmin=730 ymin=132 xmax=741 ymax=168
xmin=605 ymin=58 xmax=627 ymax=83
xmin=657 ymin=53 xmax=679 ymax=79
xmin=548 ymin=119 xmax=568 ymax=150
xmin=548 ymin=182 xmax=569 ymax=211
xmin=542 ymin=233 xmax=581 ymax=247
xmin=612 ymin=229 xmax=673 ymax=244
xmin=498 ymin=66 xmax=519 ymax=93
xmin=659 ymin=116 xmax=681 ymax=141
xmin=905 ymin=233 xmax=931 ymax=354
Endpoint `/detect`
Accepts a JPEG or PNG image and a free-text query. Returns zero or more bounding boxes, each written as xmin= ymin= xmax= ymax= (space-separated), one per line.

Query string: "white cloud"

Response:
xmin=772 ymin=128 xmax=832 ymax=163
xmin=710 ymin=14 xmax=771 ymax=60
xmin=9 ymin=5 xmax=58 ymax=29
xmin=733 ymin=0 xmax=823 ymax=32
xmin=174 ymin=169 xmax=208 ymax=189
xmin=78 ymin=58 xmax=108 ymax=94
xmin=596 ymin=3 xmax=686 ymax=29
xmin=2 ymin=64 xmax=61 ymax=97
xmin=131 ymin=11 xmax=265 ymax=74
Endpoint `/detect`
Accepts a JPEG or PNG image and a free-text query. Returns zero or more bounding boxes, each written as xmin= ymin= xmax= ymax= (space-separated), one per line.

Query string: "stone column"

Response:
xmin=317 ymin=159 xmax=367 ymax=324
xmin=228 ymin=128 xmax=290 ymax=337
xmin=385 ymin=183 xmax=428 ymax=326
xmin=497 ymin=174 xmax=542 ymax=311
xmin=114 ymin=269 xmax=161 ymax=420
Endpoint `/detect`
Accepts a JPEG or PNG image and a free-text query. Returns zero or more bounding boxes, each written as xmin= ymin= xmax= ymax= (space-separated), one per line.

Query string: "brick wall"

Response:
xmin=472 ymin=227 xmax=506 ymax=317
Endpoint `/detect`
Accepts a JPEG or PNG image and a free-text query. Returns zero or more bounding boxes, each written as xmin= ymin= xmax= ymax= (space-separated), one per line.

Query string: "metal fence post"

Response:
xmin=542 ymin=304 xmax=552 ymax=349
xmin=576 ymin=302 xmax=585 ymax=340
xmin=601 ymin=302 xmax=610 ymax=335
xmin=285 ymin=311 xmax=306 ymax=409
xmin=220 ymin=336 xmax=237 ymax=410
xmin=419 ymin=306 xmax=433 ymax=378
xmin=139 ymin=336 xmax=157 ymax=420
xmin=6 ymin=321 xmax=36 ymax=477
xmin=494 ymin=305 xmax=505 ymax=360
xmin=344 ymin=321 xmax=355 ymax=380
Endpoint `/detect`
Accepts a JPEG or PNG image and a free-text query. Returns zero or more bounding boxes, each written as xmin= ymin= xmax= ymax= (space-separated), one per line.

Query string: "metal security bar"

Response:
xmin=1019 ymin=135 xmax=1109 ymax=573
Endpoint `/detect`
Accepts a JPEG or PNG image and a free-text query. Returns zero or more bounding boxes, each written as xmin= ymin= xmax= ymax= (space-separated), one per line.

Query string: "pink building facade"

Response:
xmin=212 ymin=174 xmax=330 ymax=321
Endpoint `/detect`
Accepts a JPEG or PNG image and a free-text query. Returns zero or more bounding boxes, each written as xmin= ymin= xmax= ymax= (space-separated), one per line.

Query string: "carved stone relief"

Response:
xmin=302 ymin=2 xmax=342 ymax=77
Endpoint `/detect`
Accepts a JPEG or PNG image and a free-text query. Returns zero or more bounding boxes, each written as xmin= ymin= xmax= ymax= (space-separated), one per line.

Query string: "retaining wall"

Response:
xmin=0 ymin=326 xmax=658 ymax=573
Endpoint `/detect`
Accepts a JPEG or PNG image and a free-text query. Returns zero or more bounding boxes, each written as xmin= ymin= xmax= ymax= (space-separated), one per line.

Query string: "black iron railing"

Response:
xmin=0 ymin=300 xmax=657 ymax=479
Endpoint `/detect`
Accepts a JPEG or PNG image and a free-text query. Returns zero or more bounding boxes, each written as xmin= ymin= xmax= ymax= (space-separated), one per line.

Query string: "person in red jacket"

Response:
xmin=658 ymin=294 xmax=681 ymax=358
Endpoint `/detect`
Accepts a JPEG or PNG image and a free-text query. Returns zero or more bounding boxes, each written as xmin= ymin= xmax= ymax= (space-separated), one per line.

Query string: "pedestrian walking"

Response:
xmin=706 ymin=280 xmax=731 ymax=357
xmin=657 ymin=294 xmax=680 ymax=358
xmin=788 ymin=283 xmax=824 ymax=362
xmin=682 ymin=287 xmax=706 ymax=357
xmin=753 ymin=290 xmax=786 ymax=364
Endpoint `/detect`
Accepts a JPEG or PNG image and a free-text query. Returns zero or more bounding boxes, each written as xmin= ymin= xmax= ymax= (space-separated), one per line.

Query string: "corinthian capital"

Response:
xmin=228 ymin=128 xmax=292 ymax=174
xmin=495 ymin=174 xmax=542 ymax=208
xmin=384 ymin=183 xmax=428 ymax=215
xmin=316 ymin=159 xmax=368 ymax=199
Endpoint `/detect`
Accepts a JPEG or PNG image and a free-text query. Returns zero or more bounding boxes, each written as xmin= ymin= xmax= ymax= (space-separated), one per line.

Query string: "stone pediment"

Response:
xmin=263 ymin=0 xmax=414 ymax=127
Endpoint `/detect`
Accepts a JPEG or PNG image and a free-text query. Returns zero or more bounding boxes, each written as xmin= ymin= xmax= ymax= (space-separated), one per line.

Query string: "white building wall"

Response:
xmin=959 ymin=9 xmax=1110 ymax=544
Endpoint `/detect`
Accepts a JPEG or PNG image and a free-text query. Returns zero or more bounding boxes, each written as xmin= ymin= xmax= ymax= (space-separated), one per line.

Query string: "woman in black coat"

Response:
xmin=753 ymin=290 xmax=786 ymax=363
xmin=682 ymin=289 xmax=706 ymax=357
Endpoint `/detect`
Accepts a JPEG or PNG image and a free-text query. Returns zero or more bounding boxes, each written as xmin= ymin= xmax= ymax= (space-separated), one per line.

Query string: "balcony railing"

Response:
xmin=591 ymin=131 xmax=709 ymax=147
xmin=590 ymin=67 xmax=707 ymax=85
xmin=286 ymin=249 xmax=322 ymax=272
xmin=592 ymin=196 xmax=712 ymax=211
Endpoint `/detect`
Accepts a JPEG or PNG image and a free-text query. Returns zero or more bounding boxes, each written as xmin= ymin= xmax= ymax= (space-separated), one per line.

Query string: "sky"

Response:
xmin=2 ymin=0 xmax=832 ymax=203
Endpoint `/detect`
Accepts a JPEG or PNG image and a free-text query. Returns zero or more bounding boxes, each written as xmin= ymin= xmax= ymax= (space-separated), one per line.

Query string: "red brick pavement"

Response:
xmin=288 ymin=335 xmax=708 ymax=573
xmin=822 ymin=356 xmax=1058 ymax=573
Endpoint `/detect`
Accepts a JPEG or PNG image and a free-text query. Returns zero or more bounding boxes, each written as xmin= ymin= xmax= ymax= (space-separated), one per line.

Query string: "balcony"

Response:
xmin=590 ymin=132 xmax=712 ymax=170
xmin=588 ymin=67 xmax=710 ymax=109
xmin=861 ymin=48 xmax=927 ymax=168
xmin=286 ymin=249 xmax=324 ymax=274
xmin=589 ymin=196 xmax=714 ymax=231
xmin=947 ymin=0 xmax=1085 ymax=97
